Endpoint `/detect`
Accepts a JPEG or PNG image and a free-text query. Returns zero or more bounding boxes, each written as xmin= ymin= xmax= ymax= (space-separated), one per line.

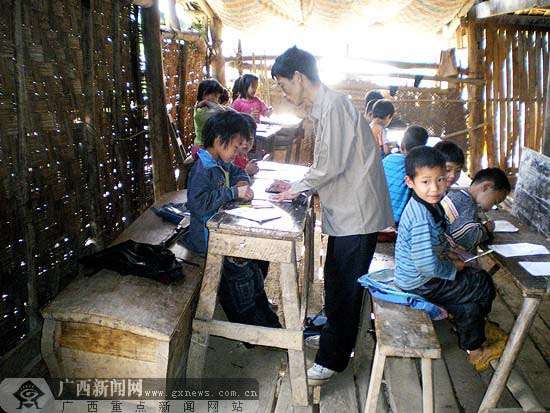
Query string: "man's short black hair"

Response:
xmin=203 ymin=111 xmax=251 ymax=148
xmin=372 ymin=99 xmax=395 ymax=119
xmin=402 ymin=125 xmax=429 ymax=152
xmin=238 ymin=73 xmax=258 ymax=99
xmin=197 ymin=79 xmax=224 ymax=102
xmin=405 ymin=146 xmax=446 ymax=178
xmin=271 ymin=46 xmax=320 ymax=83
xmin=365 ymin=90 xmax=383 ymax=109
xmin=433 ymin=140 xmax=465 ymax=165
xmin=472 ymin=167 xmax=511 ymax=192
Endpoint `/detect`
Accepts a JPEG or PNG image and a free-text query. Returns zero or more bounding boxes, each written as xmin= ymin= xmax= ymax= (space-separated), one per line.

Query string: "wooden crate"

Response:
xmin=40 ymin=191 xmax=203 ymax=378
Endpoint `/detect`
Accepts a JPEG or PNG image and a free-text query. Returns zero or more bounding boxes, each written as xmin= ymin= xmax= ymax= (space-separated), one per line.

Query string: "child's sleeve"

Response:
xmin=410 ymin=219 xmax=457 ymax=280
xmin=449 ymin=214 xmax=491 ymax=251
xmin=228 ymin=162 xmax=250 ymax=186
xmin=258 ymin=98 xmax=269 ymax=116
xmin=187 ymin=170 xmax=237 ymax=216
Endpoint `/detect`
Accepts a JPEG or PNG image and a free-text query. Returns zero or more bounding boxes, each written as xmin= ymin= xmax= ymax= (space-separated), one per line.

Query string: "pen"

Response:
xmin=464 ymin=249 xmax=494 ymax=263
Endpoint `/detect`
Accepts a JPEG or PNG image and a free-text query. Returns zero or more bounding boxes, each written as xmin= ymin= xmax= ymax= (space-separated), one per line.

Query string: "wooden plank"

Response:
xmin=467 ymin=20 xmax=485 ymax=174
xmin=193 ymin=319 xmax=303 ymax=350
xmin=194 ymin=252 xmax=224 ymax=319
xmin=471 ymin=0 xmax=550 ymax=19
xmin=421 ymin=358 xmax=434 ymax=413
xmin=511 ymin=30 xmax=521 ymax=167
xmin=432 ymin=357 xmax=461 ymax=412
xmin=0 ymin=331 xmax=42 ymax=377
xmin=373 ymin=300 xmax=441 ymax=359
xmin=542 ymin=32 xmax=550 ymax=157
xmin=207 ymin=232 xmax=294 ymax=263
xmin=364 ymin=345 xmax=387 ymax=413
xmin=535 ymin=31 xmax=543 ymax=151
xmin=486 ymin=28 xmax=497 ymax=166
xmin=385 ymin=358 xmax=423 ymax=413
xmin=497 ymin=28 xmax=507 ymax=168
xmin=528 ymin=30 xmax=538 ymax=150
xmin=505 ymin=29 xmax=514 ymax=168
xmin=142 ymin=0 xmax=176 ymax=199
xmin=318 ymin=368 xmax=358 ymax=413
xmin=518 ymin=30 xmax=528 ymax=160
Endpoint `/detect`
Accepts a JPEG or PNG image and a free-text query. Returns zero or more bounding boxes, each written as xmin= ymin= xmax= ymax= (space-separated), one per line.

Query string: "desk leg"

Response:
xmin=280 ymin=258 xmax=309 ymax=407
xmin=186 ymin=252 xmax=224 ymax=378
xmin=300 ymin=210 xmax=315 ymax=323
xmin=478 ymin=297 xmax=541 ymax=413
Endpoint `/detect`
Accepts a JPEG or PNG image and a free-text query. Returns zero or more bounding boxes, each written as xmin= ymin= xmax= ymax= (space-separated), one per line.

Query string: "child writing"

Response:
xmin=434 ymin=140 xmax=465 ymax=188
xmin=382 ymin=125 xmax=429 ymax=225
xmin=370 ymin=99 xmax=395 ymax=157
xmin=232 ymin=73 xmax=272 ymax=121
xmin=183 ymin=111 xmax=280 ymax=330
xmin=441 ymin=167 xmax=511 ymax=253
xmin=395 ymin=146 xmax=502 ymax=371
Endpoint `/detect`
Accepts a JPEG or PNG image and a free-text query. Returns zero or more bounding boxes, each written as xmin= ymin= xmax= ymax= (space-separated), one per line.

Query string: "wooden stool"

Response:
xmin=186 ymin=204 xmax=315 ymax=408
xmin=364 ymin=298 xmax=441 ymax=413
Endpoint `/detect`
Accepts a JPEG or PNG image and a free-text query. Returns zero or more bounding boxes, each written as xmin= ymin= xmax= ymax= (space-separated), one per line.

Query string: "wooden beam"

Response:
xmin=349 ymin=72 xmax=484 ymax=85
xmin=160 ymin=26 xmax=201 ymax=43
xmin=131 ymin=0 xmax=154 ymax=7
xmin=471 ymin=0 xmax=550 ymax=19
xmin=165 ymin=0 xmax=181 ymax=31
xmin=210 ymin=15 xmax=225 ymax=85
xmin=142 ymin=0 xmax=176 ymax=199
xmin=543 ymin=53 xmax=550 ymax=156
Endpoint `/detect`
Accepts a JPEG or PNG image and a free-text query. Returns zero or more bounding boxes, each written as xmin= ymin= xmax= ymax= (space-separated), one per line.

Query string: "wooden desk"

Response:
xmin=478 ymin=210 xmax=550 ymax=412
xmin=41 ymin=190 xmax=203 ymax=379
xmin=186 ymin=162 xmax=314 ymax=407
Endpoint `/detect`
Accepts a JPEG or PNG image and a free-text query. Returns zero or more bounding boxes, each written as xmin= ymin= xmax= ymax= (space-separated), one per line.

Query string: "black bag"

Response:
xmin=79 ymin=240 xmax=184 ymax=284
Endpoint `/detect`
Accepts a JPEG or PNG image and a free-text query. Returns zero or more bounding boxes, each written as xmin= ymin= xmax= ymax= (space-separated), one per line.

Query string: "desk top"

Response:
xmin=255 ymin=124 xmax=283 ymax=140
xmin=207 ymin=162 xmax=310 ymax=240
xmin=486 ymin=209 xmax=550 ymax=297
xmin=42 ymin=190 xmax=203 ymax=340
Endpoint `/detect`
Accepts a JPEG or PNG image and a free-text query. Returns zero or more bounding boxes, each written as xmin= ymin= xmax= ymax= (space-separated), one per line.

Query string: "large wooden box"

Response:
xmin=41 ymin=191 xmax=203 ymax=378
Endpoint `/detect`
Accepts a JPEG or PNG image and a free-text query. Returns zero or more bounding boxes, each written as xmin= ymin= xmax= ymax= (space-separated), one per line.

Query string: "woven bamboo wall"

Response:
xmin=473 ymin=24 xmax=549 ymax=173
xmin=0 ymin=0 xmax=151 ymax=357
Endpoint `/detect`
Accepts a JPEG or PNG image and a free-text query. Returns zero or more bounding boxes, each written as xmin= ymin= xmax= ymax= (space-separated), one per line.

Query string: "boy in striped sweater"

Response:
xmin=441 ymin=168 xmax=511 ymax=253
xmin=395 ymin=147 xmax=501 ymax=371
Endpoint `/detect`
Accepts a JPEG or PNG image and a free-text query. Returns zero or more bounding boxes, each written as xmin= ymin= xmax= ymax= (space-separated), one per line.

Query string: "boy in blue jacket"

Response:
xmin=183 ymin=111 xmax=281 ymax=330
xmin=395 ymin=146 xmax=501 ymax=371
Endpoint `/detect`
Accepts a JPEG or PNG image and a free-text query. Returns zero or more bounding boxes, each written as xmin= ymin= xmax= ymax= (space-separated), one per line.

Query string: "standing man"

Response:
xmin=270 ymin=46 xmax=394 ymax=384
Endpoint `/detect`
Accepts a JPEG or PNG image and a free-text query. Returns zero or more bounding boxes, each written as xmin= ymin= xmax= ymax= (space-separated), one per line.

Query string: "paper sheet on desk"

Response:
xmin=225 ymin=207 xmax=283 ymax=223
xmin=493 ymin=220 xmax=519 ymax=232
xmin=519 ymin=261 xmax=550 ymax=276
xmin=488 ymin=243 xmax=550 ymax=257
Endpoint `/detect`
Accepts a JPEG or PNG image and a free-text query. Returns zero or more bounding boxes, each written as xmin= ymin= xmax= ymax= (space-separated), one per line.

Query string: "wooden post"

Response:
xmin=142 ymin=0 xmax=176 ymax=199
xmin=14 ymin=0 xmax=39 ymax=332
xmin=210 ymin=16 xmax=225 ymax=85
xmin=166 ymin=0 xmax=181 ymax=31
xmin=466 ymin=20 xmax=484 ymax=175
xmin=81 ymin=0 xmax=104 ymax=247
xmin=543 ymin=47 xmax=550 ymax=156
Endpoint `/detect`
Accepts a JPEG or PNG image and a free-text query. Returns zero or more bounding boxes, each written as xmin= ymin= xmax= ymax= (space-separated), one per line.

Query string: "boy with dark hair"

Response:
xmin=396 ymin=146 xmax=502 ymax=371
xmin=441 ymin=167 xmax=511 ymax=253
xmin=383 ymin=125 xmax=429 ymax=225
xmin=270 ymin=46 xmax=393 ymax=384
xmin=370 ymin=99 xmax=395 ymax=156
xmin=364 ymin=89 xmax=383 ymax=120
xmin=434 ymin=140 xmax=465 ymax=187
xmin=183 ymin=111 xmax=280 ymax=330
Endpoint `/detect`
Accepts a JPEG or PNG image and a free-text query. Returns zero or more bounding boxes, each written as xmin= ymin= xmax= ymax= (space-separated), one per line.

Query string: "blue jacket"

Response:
xmin=382 ymin=153 xmax=410 ymax=223
xmin=182 ymin=149 xmax=249 ymax=256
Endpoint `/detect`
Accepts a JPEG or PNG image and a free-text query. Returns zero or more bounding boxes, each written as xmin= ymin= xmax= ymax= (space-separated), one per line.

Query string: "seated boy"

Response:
xmin=183 ymin=111 xmax=280 ymax=330
xmin=370 ymin=99 xmax=395 ymax=157
xmin=441 ymin=168 xmax=511 ymax=253
xmin=383 ymin=125 xmax=429 ymax=225
xmin=434 ymin=140 xmax=465 ymax=188
xmin=395 ymin=146 xmax=502 ymax=371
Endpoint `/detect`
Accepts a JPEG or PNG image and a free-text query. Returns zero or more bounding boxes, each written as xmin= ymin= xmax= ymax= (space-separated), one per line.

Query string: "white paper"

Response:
xmin=488 ymin=243 xmax=550 ymax=257
xmin=225 ymin=207 xmax=283 ymax=223
xmin=493 ymin=220 xmax=519 ymax=233
xmin=519 ymin=261 xmax=550 ymax=277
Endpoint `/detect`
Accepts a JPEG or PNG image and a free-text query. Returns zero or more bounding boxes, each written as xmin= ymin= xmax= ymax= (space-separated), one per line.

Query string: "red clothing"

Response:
xmin=233 ymin=153 xmax=248 ymax=170
xmin=232 ymin=97 xmax=269 ymax=121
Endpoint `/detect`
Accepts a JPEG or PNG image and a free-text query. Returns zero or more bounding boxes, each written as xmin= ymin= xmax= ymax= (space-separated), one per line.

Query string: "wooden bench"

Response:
xmin=41 ymin=190 xmax=203 ymax=379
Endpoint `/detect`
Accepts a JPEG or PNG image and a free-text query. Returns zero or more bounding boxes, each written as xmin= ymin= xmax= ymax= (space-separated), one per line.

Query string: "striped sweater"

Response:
xmin=395 ymin=196 xmax=457 ymax=290
xmin=440 ymin=189 xmax=491 ymax=253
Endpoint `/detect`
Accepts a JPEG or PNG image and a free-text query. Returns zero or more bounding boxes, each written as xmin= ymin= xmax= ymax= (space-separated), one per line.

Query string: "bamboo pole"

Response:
xmin=485 ymin=28 xmax=496 ymax=167
xmin=498 ymin=28 xmax=507 ymax=169
xmin=166 ymin=0 xmax=180 ymax=31
xmin=535 ymin=31 xmax=543 ymax=151
xmin=543 ymin=34 xmax=550 ymax=156
xmin=210 ymin=15 xmax=225 ymax=85
xmin=511 ymin=30 xmax=520 ymax=167
xmin=142 ymin=0 xmax=176 ymax=199
xmin=504 ymin=29 xmax=513 ymax=168
xmin=527 ymin=30 xmax=537 ymax=150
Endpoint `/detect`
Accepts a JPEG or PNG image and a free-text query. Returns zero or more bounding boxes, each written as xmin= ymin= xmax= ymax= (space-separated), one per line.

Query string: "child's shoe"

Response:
xmin=485 ymin=320 xmax=508 ymax=346
xmin=468 ymin=342 xmax=505 ymax=372
xmin=307 ymin=363 xmax=335 ymax=385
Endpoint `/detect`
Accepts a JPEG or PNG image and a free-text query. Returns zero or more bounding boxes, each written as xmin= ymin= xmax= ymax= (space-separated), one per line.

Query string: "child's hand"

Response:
xmin=245 ymin=160 xmax=259 ymax=176
xmin=250 ymin=108 xmax=260 ymax=121
xmin=237 ymin=185 xmax=254 ymax=201
xmin=267 ymin=180 xmax=291 ymax=193
xmin=270 ymin=190 xmax=300 ymax=202
xmin=484 ymin=220 xmax=495 ymax=232
xmin=447 ymin=251 xmax=465 ymax=271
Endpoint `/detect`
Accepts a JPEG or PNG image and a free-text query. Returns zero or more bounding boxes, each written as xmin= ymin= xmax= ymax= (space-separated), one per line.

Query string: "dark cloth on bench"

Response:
xmin=407 ymin=266 xmax=496 ymax=351
xmin=315 ymin=233 xmax=377 ymax=372
xmin=218 ymin=258 xmax=281 ymax=329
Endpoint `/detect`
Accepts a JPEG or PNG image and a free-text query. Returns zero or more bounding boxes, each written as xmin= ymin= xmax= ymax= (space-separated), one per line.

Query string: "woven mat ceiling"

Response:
xmin=203 ymin=0 xmax=474 ymax=32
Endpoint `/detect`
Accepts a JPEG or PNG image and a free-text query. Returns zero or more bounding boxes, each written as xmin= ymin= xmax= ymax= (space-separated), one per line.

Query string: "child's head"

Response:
xmin=364 ymin=90 xmax=383 ymax=118
xmin=239 ymin=114 xmax=256 ymax=154
xmin=219 ymin=88 xmax=230 ymax=105
xmin=239 ymin=74 xmax=259 ymax=99
xmin=401 ymin=125 xmax=429 ymax=154
xmin=405 ymin=146 xmax=448 ymax=204
xmin=232 ymin=77 xmax=241 ymax=101
xmin=469 ymin=168 xmax=511 ymax=211
xmin=433 ymin=141 xmax=465 ymax=187
xmin=203 ymin=111 xmax=250 ymax=162
xmin=197 ymin=79 xmax=224 ymax=103
xmin=372 ymin=99 xmax=395 ymax=127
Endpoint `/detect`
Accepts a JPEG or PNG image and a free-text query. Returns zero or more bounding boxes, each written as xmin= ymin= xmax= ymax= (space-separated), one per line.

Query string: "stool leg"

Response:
xmin=280 ymin=258 xmax=309 ymax=407
xmin=186 ymin=253 xmax=223 ymax=378
xmin=421 ymin=358 xmax=433 ymax=413
xmin=365 ymin=344 xmax=386 ymax=413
